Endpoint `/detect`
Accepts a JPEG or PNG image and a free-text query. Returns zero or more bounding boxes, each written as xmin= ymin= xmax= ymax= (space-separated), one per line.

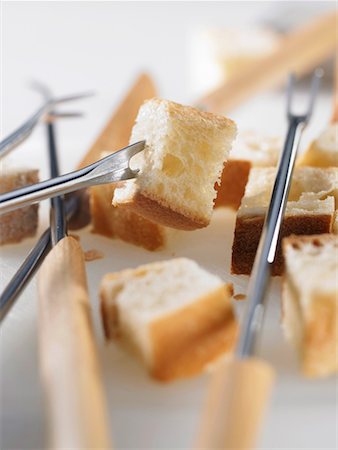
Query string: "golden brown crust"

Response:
xmin=149 ymin=284 xmax=237 ymax=381
xmin=90 ymin=184 xmax=166 ymax=250
xmin=0 ymin=170 xmax=39 ymax=245
xmin=214 ymin=160 xmax=252 ymax=210
xmin=302 ymin=293 xmax=337 ymax=377
xmin=232 ymin=214 xmax=333 ymax=276
xmin=115 ymin=98 xmax=236 ymax=230
xmin=116 ymin=190 xmax=208 ymax=231
xmin=148 ymin=98 xmax=237 ymax=132
xmin=101 ymin=280 xmax=238 ymax=382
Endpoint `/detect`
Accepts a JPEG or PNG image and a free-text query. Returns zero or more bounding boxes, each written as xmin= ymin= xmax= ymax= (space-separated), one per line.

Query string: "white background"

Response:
xmin=1 ymin=2 xmax=337 ymax=450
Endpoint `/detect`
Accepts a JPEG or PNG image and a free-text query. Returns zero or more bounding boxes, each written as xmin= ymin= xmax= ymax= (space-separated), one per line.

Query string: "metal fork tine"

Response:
xmin=306 ymin=68 xmax=324 ymax=121
xmin=0 ymin=141 xmax=145 ymax=215
xmin=53 ymin=91 xmax=95 ymax=104
xmin=286 ymin=73 xmax=296 ymax=119
xmin=46 ymin=111 xmax=84 ymax=120
xmin=0 ymin=90 xmax=94 ymax=158
xmin=287 ymin=69 xmax=323 ymax=120
xmin=237 ymin=69 xmax=322 ymax=358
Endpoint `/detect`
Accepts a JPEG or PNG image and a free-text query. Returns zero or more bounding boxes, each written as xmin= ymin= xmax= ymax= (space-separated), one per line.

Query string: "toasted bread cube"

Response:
xmin=0 ymin=168 xmax=39 ymax=245
xmin=113 ymin=98 xmax=237 ymax=230
xmin=100 ymin=258 xmax=237 ymax=381
xmin=232 ymin=167 xmax=337 ymax=275
xmin=298 ymin=124 xmax=338 ymax=168
xmin=282 ymin=234 xmax=338 ymax=377
xmin=215 ymin=131 xmax=282 ymax=209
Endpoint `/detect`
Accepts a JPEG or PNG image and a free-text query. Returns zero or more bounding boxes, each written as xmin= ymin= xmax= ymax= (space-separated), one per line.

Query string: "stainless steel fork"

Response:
xmin=237 ymin=68 xmax=323 ymax=358
xmin=196 ymin=68 xmax=323 ymax=450
xmin=0 ymin=141 xmax=144 ymax=214
xmin=0 ymin=91 xmax=94 ymax=159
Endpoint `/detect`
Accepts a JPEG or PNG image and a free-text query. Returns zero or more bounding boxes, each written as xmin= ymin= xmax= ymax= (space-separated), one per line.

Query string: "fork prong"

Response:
xmin=287 ymin=69 xmax=323 ymax=121
xmin=53 ymin=91 xmax=96 ymax=104
xmin=286 ymin=73 xmax=296 ymax=119
xmin=305 ymin=68 xmax=324 ymax=122
xmin=46 ymin=111 xmax=84 ymax=121
xmin=0 ymin=88 xmax=94 ymax=158
xmin=29 ymin=80 xmax=53 ymax=100
xmin=30 ymin=80 xmax=95 ymax=104
xmin=0 ymin=140 xmax=145 ymax=215
xmin=87 ymin=141 xmax=145 ymax=181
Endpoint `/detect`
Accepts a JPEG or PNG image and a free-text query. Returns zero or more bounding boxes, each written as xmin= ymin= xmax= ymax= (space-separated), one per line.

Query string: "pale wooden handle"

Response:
xmin=332 ymin=53 xmax=338 ymax=123
xmin=196 ymin=358 xmax=275 ymax=450
xmin=199 ymin=11 xmax=338 ymax=113
xmin=37 ymin=236 xmax=112 ymax=449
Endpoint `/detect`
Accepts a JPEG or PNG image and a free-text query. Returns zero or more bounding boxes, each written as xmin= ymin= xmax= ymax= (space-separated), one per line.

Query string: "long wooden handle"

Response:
xmin=199 ymin=11 xmax=338 ymax=113
xmin=37 ymin=236 xmax=111 ymax=449
xmin=196 ymin=358 xmax=275 ymax=450
xmin=332 ymin=52 xmax=338 ymax=123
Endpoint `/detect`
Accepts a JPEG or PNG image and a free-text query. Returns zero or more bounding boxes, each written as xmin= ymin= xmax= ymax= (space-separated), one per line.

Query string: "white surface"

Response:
xmin=1 ymin=2 xmax=337 ymax=450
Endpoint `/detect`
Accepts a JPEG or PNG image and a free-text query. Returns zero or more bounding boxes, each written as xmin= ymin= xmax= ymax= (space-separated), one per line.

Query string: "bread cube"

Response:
xmin=232 ymin=167 xmax=337 ymax=275
xmin=282 ymin=234 xmax=338 ymax=377
xmin=100 ymin=258 xmax=237 ymax=381
xmin=113 ymin=98 xmax=237 ymax=230
xmin=0 ymin=168 xmax=39 ymax=245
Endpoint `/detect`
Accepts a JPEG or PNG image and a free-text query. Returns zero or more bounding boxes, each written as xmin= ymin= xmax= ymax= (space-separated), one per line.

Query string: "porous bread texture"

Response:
xmin=239 ymin=167 xmax=338 ymax=215
xmin=232 ymin=167 xmax=338 ymax=275
xmin=215 ymin=131 xmax=282 ymax=209
xmin=0 ymin=168 xmax=39 ymax=245
xmin=113 ymin=98 xmax=237 ymax=230
xmin=298 ymin=124 xmax=338 ymax=168
xmin=100 ymin=258 xmax=238 ymax=381
xmin=282 ymin=234 xmax=338 ymax=377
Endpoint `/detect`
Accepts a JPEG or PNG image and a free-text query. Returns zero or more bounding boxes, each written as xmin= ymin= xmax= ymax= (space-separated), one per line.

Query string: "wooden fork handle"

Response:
xmin=196 ymin=358 xmax=275 ymax=450
xmin=37 ymin=236 xmax=111 ymax=449
xmin=199 ymin=11 xmax=338 ymax=113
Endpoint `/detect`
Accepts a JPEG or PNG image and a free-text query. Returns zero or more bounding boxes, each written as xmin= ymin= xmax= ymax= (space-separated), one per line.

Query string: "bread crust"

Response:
xmin=214 ymin=159 xmax=251 ymax=210
xmin=232 ymin=214 xmax=332 ymax=276
xmin=90 ymin=184 xmax=166 ymax=250
xmin=116 ymin=189 xmax=208 ymax=231
xmin=100 ymin=277 xmax=238 ymax=382
xmin=0 ymin=170 xmax=39 ymax=245
xmin=114 ymin=98 xmax=237 ymax=230
xmin=146 ymin=98 xmax=236 ymax=131
xmin=303 ymin=293 xmax=338 ymax=377
xmin=150 ymin=284 xmax=238 ymax=381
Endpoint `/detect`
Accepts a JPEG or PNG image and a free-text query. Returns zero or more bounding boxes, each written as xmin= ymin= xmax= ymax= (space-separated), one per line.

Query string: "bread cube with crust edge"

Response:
xmin=282 ymin=234 xmax=338 ymax=377
xmin=113 ymin=98 xmax=237 ymax=230
xmin=100 ymin=258 xmax=238 ymax=382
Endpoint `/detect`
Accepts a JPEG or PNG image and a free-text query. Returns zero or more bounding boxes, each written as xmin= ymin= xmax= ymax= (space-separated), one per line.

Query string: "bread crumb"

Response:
xmin=233 ymin=294 xmax=246 ymax=301
xmin=84 ymin=249 xmax=104 ymax=262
